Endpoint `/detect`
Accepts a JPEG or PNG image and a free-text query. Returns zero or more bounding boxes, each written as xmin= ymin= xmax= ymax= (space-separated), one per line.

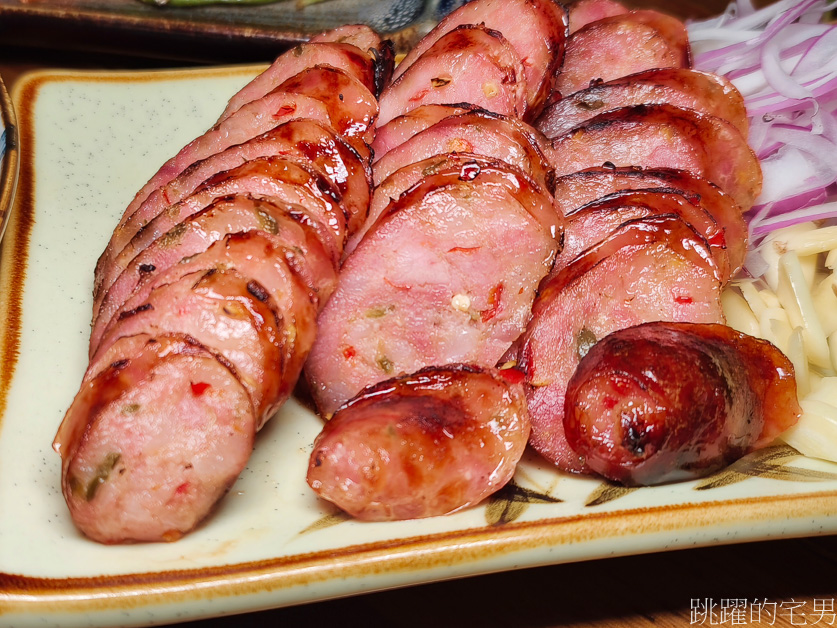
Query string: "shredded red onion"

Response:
xmin=689 ymin=0 xmax=837 ymax=266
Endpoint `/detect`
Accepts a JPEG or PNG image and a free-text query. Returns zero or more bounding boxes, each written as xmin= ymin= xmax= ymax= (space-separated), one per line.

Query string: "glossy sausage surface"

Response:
xmin=519 ymin=215 xmax=724 ymax=473
xmin=555 ymin=10 xmax=690 ymax=97
xmin=378 ymin=25 xmax=527 ymax=126
xmin=538 ymin=68 xmax=748 ymax=138
xmin=564 ymin=322 xmax=802 ymax=485
xmin=306 ymin=164 xmax=559 ymax=416
xmin=547 ymin=104 xmax=762 ymax=211
xmin=308 ymin=364 xmax=530 ymax=521
xmin=392 ymin=0 xmax=568 ymax=117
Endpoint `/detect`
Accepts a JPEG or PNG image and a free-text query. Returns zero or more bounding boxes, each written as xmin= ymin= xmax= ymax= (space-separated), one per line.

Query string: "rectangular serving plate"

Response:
xmin=1 ymin=66 xmax=837 ymax=628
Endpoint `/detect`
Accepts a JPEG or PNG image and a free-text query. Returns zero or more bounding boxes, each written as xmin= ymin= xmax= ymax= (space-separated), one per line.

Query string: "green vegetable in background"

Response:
xmin=138 ymin=0 xmax=331 ymax=7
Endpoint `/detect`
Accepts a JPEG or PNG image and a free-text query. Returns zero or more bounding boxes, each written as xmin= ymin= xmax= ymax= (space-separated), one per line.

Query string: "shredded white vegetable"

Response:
xmin=722 ymin=220 xmax=837 ymax=461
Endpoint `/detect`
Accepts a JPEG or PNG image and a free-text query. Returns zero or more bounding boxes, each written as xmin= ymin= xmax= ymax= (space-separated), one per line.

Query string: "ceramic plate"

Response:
xmin=2 ymin=66 xmax=837 ymax=628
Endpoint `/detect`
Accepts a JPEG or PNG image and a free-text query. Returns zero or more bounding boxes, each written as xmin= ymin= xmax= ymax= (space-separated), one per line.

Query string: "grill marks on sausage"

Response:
xmin=307 ymin=364 xmax=531 ymax=521
xmin=373 ymin=110 xmax=555 ymax=189
xmin=58 ymin=24 xmax=387 ymax=542
xmin=279 ymin=66 xmax=379 ymax=156
xmin=305 ymin=0 xmax=572 ymax=515
xmin=61 ymin=0 xmax=783 ymax=535
xmin=219 ymin=42 xmax=379 ymax=121
xmin=95 ymin=127 xmax=352 ymax=310
xmin=547 ymin=104 xmax=762 ymax=211
xmin=555 ymin=10 xmax=691 ymax=97
xmin=537 ymin=68 xmax=749 ymax=138
xmin=564 ymin=323 xmax=802 ymax=485
xmin=306 ymin=165 xmax=559 ymax=417
xmin=117 ymin=303 xmax=153 ymax=321
xmin=377 ymin=25 xmax=528 ymax=126
xmin=518 ymin=216 xmax=725 ymax=474
xmin=391 ymin=0 xmax=569 ymax=118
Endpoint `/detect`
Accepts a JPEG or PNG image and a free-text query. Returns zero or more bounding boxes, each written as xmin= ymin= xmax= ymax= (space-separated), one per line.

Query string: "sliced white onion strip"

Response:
xmin=691 ymin=0 xmax=837 ymax=225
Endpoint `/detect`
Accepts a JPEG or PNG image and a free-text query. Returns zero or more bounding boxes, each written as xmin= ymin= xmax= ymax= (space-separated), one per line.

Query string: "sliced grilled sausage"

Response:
xmin=564 ymin=322 xmax=802 ymax=485
xmin=95 ymin=124 xmax=351 ymax=303
xmin=555 ymin=10 xmax=691 ymax=97
xmin=54 ymin=334 xmax=255 ymax=544
xmin=109 ymin=156 xmax=347 ymax=290
xmin=60 ymin=24 xmax=376 ymax=544
xmin=113 ymin=91 xmax=332 ymax=239
xmin=232 ymin=118 xmax=371 ymax=234
xmin=371 ymin=103 xmax=478 ymax=160
xmin=309 ymin=24 xmax=394 ymax=96
xmin=538 ymin=68 xmax=748 ymax=138
xmin=105 ymin=232 xmax=319 ymax=418
xmin=373 ymin=110 xmax=554 ymax=188
xmin=518 ymin=215 xmax=724 ymax=474
xmin=278 ymin=65 xmax=379 ymax=157
xmin=306 ymin=166 xmax=560 ymax=417
xmin=377 ymin=25 xmax=528 ymax=126
xmin=307 ymin=364 xmax=530 ymax=521
xmin=393 ymin=0 xmax=569 ymax=118
xmin=220 ymin=42 xmax=378 ymax=121
xmin=91 ymin=195 xmax=336 ymax=354
xmin=555 ymin=189 xmax=726 ymax=280
xmin=567 ymin=0 xmax=628 ymax=34
xmin=96 ymin=268 xmax=287 ymax=423
xmin=561 ymin=188 xmax=747 ymax=281
xmin=550 ymin=166 xmax=745 ymax=217
xmin=348 ymin=153 xmax=556 ymax=257
xmin=547 ymin=104 xmax=762 ymax=211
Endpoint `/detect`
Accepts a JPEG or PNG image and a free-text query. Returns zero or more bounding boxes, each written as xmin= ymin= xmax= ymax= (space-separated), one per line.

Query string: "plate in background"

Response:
xmin=0 ymin=0 xmax=731 ymax=64
xmin=0 ymin=0 xmax=454 ymax=63
xmin=1 ymin=65 xmax=837 ymax=628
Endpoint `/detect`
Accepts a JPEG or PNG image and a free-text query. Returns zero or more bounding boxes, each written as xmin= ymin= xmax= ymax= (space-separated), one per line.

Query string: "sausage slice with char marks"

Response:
xmin=550 ymin=166 xmax=744 ymax=217
xmin=562 ymin=188 xmax=747 ymax=280
xmin=309 ymin=25 xmax=395 ymax=96
xmin=220 ymin=42 xmax=379 ymax=121
xmin=278 ymin=65 xmax=379 ymax=156
xmin=306 ymin=165 xmax=560 ymax=417
xmin=112 ymin=92 xmax=332 ymax=239
xmin=95 ymin=268 xmax=287 ymax=424
xmin=111 ymin=156 xmax=347 ymax=289
xmin=519 ymin=215 xmax=724 ymax=474
xmin=377 ymin=24 xmax=528 ymax=126
xmin=373 ymin=110 xmax=554 ymax=189
xmin=349 ymin=153 xmax=555 ymax=258
xmin=91 ymin=195 xmax=335 ymax=355
xmin=55 ymin=334 xmax=255 ymax=544
xmin=565 ymin=322 xmax=801 ymax=485
xmin=538 ymin=68 xmax=748 ymax=138
xmin=308 ymin=364 xmax=530 ymax=521
xmin=393 ymin=0 xmax=569 ymax=118
xmin=102 ymin=232 xmax=319 ymax=420
xmin=95 ymin=124 xmax=351 ymax=303
xmin=547 ymin=104 xmax=762 ymax=211
xmin=556 ymin=10 xmax=691 ymax=97
xmin=371 ymin=103 xmax=478 ymax=160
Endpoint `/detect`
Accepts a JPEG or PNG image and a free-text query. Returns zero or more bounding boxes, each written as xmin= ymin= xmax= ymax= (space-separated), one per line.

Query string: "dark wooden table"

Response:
xmin=3 ymin=1 xmax=836 ymax=625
